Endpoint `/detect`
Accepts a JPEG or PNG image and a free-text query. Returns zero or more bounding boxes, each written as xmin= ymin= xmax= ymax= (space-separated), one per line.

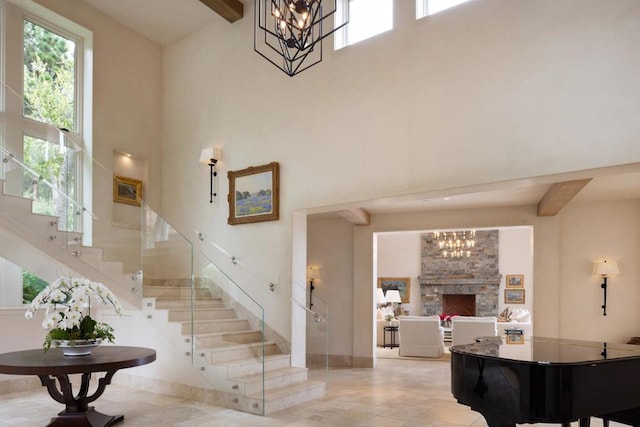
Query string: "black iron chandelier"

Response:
xmin=254 ymin=0 xmax=349 ymax=77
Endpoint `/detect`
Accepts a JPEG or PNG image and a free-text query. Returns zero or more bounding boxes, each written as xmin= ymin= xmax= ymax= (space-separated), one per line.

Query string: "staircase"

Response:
xmin=0 ymin=177 xmax=327 ymax=415
xmin=142 ymin=277 xmax=326 ymax=415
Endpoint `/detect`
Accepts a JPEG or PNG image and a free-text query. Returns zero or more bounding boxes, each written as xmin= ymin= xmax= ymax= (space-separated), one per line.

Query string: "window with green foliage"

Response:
xmin=23 ymin=19 xmax=76 ymax=131
xmin=21 ymin=20 xmax=79 ymax=233
xmin=22 ymin=271 xmax=48 ymax=304
xmin=0 ymin=2 xmax=91 ymax=307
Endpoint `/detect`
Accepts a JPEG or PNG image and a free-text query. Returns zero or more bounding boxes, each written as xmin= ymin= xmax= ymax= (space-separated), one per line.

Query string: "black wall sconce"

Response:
xmin=199 ymin=147 xmax=222 ymax=203
xmin=593 ymin=259 xmax=620 ymax=316
xmin=307 ymin=266 xmax=321 ymax=309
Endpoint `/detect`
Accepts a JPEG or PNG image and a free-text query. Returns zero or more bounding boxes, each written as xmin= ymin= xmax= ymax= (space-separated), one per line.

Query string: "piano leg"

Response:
xmin=480 ymin=412 xmax=516 ymax=427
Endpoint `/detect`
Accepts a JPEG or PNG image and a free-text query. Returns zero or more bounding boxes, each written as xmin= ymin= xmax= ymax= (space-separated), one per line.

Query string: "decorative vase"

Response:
xmin=52 ymin=339 xmax=102 ymax=356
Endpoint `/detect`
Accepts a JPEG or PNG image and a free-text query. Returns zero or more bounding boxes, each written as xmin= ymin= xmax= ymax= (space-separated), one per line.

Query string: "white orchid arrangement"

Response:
xmin=24 ymin=276 xmax=124 ymax=350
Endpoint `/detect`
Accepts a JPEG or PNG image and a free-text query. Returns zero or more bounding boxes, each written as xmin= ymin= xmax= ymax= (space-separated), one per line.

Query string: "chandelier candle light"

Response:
xmin=25 ymin=276 xmax=124 ymax=355
xmin=433 ymin=230 xmax=476 ymax=258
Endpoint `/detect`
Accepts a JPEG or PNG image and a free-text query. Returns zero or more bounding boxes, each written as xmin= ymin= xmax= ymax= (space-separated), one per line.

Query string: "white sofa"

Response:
xmin=398 ymin=316 xmax=445 ymax=357
xmin=451 ymin=316 xmax=498 ymax=347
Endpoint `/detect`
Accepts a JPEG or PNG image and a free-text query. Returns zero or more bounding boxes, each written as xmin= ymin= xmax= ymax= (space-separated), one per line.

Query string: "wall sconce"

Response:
xmin=307 ymin=266 xmax=321 ymax=308
xmin=199 ymin=147 xmax=222 ymax=203
xmin=385 ymin=289 xmax=402 ymax=317
xmin=593 ymin=259 xmax=620 ymax=316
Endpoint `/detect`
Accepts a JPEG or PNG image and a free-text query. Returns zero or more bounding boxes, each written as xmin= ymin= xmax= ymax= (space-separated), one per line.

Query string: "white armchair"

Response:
xmin=451 ymin=316 xmax=498 ymax=347
xmin=398 ymin=316 xmax=445 ymax=358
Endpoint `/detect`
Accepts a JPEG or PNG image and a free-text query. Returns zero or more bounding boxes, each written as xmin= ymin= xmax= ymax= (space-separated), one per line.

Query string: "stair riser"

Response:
xmin=153 ymin=300 xmax=227 ymax=309
xmin=196 ymin=331 xmax=263 ymax=348
xmin=143 ymin=278 xmax=213 ymax=288
xmin=182 ymin=320 xmax=250 ymax=335
xmin=209 ymin=344 xmax=280 ymax=364
xmin=245 ymin=370 xmax=308 ymax=395
xmin=168 ymin=310 xmax=237 ymax=322
xmin=264 ymin=383 xmax=326 ymax=415
xmin=143 ymin=288 xmax=214 ymax=299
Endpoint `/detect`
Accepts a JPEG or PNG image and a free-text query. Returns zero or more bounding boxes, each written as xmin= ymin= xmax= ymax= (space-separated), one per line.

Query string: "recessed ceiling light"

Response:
xmin=444 ymin=197 xmax=451 ymax=201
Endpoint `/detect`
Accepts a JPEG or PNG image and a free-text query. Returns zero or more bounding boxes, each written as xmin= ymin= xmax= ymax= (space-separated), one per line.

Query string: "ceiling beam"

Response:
xmin=199 ymin=0 xmax=243 ymax=23
xmin=338 ymin=208 xmax=370 ymax=225
xmin=537 ymin=178 xmax=593 ymax=216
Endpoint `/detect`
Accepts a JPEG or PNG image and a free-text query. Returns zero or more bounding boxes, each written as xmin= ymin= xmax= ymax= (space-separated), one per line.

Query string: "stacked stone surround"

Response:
xmin=418 ymin=230 xmax=501 ymax=317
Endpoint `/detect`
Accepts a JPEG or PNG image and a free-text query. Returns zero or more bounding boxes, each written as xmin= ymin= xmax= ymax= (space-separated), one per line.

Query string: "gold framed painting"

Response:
xmin=228 ymin=162 xmax=280 ymax=225
xmin=506 ymin=274 xmax=524 ymax=288
xmin=377 ymin=277 xmax=410 ymax=303
xmin=504 ymin=289 xmax=525 ymax=304
xmin=113 ymin=176 xmax=142 ymax=207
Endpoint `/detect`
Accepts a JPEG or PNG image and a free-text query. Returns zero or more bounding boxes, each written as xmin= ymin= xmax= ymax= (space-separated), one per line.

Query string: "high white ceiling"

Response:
xmin=79 ymin=0 xmax=219 ymax=46
xmin=75 ymin=1 xmax=640 ymax=218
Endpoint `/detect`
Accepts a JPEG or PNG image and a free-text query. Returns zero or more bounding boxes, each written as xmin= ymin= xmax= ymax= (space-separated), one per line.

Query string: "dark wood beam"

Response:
xmin=199 ymin=0 xmax=243 ymax=23
xmin=537 ymin=178 xmax=593 ymax=216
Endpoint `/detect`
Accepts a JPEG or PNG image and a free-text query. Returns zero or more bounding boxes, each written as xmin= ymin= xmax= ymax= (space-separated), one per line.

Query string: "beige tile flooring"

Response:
xmin=0 ymin=354 xmax=622 ymax=426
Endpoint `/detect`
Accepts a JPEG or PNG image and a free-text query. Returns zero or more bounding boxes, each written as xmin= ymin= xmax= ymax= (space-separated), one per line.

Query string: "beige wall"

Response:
xmin=559 ymin=200 xmax=640 ymax=342
xmin=307 ymin=218 xmax=354 ymax=357
xmin=34 ymin=0 xmax=164 ymax=223
xmin=161 ymin=0 xmax=640 ymax=344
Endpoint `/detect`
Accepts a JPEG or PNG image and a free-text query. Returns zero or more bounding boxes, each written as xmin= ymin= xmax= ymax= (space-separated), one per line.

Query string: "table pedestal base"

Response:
xmin=47 ymin=407 xmax=123 ymax=426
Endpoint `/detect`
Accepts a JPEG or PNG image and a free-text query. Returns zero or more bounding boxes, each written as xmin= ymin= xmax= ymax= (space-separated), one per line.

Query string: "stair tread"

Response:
xmin=248 ymin=380 xmax=325 ymax=401
xmin=215 ymin=354 xmax=290 ymax=368
xmin=232 ymin=366 xmax=307 ymax=383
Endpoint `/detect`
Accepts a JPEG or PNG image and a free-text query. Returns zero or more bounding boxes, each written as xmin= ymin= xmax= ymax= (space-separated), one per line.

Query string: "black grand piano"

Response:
xmin=451 ymin=336 xmax=640 ymax=427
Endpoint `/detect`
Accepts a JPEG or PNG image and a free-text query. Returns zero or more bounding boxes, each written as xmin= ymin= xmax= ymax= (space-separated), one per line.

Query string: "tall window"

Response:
xmin=23 ymin=19 xmax=76 ymax=131
xmin=22 ymin=19 xmax=78 ymax=229
xmin=416 ymin=0 xmax=475 ymax=19
xmin=335 ymin=0 xmax=393 ymax=50
xmin=0 ymin=0 xmax=92 ymax=305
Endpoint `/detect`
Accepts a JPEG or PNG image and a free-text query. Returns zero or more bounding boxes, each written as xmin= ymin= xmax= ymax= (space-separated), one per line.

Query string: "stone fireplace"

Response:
xmin=418 ymin=230 xmax=501 ymax=317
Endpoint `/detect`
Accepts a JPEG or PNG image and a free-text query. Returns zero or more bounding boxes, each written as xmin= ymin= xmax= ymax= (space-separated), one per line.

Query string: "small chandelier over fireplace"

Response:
xmin=433 ymin=230 xmax=476 ymax=258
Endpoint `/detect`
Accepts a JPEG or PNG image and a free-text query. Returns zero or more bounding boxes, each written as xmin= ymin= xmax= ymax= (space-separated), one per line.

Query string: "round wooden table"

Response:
xmin=0 ymin=346 xmax=156 ymax=426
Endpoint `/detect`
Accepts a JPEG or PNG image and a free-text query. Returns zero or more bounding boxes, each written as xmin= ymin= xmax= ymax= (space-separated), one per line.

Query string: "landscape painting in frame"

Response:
xmin=113 ymin=176 xmax=142 ymax=207
xmin=228 ymin=162 xmax=279 ymax=225
xmin=377 ymin=277 xmax=410 ymax=303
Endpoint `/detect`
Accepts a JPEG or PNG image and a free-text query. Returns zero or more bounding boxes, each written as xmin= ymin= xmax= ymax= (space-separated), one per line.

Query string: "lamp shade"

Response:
xmin=307 ymin=266 xmax=321 ymax=281
xmin=376 ymin=288 xmax=387 ymax=304
xmin=385 ymin=289 xmax=402 ymax=304
xmin=593 ymin=259 xmax=620 ymax=277
xmin=199 ymin=147 xmax=222 ymax=164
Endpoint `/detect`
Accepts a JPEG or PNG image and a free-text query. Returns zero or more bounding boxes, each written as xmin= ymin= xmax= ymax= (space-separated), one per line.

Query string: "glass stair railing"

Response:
xmin=0 ymin=128 xmax=329 ymax=416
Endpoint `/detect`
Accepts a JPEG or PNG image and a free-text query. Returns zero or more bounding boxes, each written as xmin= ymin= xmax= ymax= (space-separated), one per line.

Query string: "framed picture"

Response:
xmin=506 ymin=274 xmax=524 ymax=288
xmin=377 ymin=277 xmax=410 ymax=303
xmin=506 ymin=333 xmax=524 ymax=344
xmin=504 ymin=289 xmax=525 ymax=304
xmin=228 ymin=162 xmax=279 ymax=225
xmin=113 ymin=176 xmax=142 ymax=207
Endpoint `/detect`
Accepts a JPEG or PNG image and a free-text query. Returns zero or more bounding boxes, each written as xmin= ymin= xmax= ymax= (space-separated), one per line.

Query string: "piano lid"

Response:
xmin=450 ymin=336 xmax=640 ymax=365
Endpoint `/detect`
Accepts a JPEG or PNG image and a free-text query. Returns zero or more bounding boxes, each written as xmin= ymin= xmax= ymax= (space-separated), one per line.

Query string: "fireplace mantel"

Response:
xmin=418 ymin=275 xmax=502 ymax=286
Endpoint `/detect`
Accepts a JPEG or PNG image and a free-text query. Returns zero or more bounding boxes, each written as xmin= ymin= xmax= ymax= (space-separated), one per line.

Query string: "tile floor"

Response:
xmin=0 ymin=356 xmax=621 ymax=426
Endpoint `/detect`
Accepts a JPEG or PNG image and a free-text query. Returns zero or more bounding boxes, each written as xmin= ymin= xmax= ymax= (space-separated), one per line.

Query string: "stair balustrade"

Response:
xmin=0 ymin=130 xmax=328 ymax=415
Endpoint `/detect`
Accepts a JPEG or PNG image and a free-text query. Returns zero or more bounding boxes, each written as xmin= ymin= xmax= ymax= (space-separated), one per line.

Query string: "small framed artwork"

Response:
xmin=113 ymin=176 xmax=142 ymax=207
xmin=504 ymin=289 xmax=525 ymax=304
xmin=228 ymin=162 xmax=279 ymax=225
xmin=506 ymin=274 xmax=524 ymax=288
xmin=506 ymin=333 xmax=525 ymax=345
xmin=377 ymin=277 xmax=410 ymax=303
